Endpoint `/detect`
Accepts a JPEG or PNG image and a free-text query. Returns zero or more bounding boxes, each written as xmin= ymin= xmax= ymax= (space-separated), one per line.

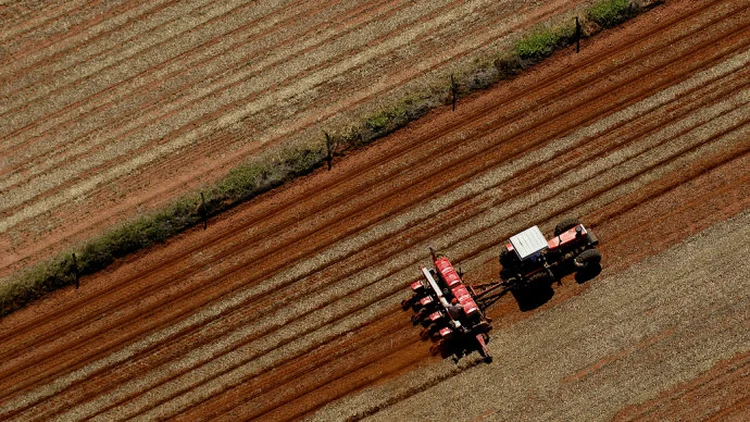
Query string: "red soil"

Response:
xmin=0 ymin=0 xmax=749 ymax=420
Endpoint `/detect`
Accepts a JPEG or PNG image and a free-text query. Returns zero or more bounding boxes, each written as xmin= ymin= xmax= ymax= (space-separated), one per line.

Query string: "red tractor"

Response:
xmin=498 ymin=218 xmax=601 ymax=290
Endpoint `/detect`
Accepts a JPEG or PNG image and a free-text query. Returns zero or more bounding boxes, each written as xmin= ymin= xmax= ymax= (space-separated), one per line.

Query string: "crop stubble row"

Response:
xmin=0 ymin=0 xmax=584 ymax=279
xmin=1 ymin=0 xmax=716 ymax=366
xmin=2 ymin=0 xmax=748 ymax=412
xmin=0 ymin=0 xmax=741 ymax=392
xmin=1 ymin=0 xmax=750 ymax=418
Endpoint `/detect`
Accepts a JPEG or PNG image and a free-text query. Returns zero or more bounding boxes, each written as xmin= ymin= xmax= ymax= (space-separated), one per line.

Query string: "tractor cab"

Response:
xmin=508 ymin=225 xmax=548 ymax=262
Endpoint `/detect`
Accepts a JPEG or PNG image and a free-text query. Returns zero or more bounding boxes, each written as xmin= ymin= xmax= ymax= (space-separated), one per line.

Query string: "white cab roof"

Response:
xmin=510 ymin=225 xmax=549 ymax=260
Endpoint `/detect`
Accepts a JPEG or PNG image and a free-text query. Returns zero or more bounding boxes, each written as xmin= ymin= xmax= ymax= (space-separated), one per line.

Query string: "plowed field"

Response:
xmin=0 ymin=0 xmax=592 ymax=281
xmin=1 ymin=0 xmax=749 ymax=420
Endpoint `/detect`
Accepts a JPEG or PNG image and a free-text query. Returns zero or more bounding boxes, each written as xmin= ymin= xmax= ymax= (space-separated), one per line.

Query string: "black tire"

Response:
xmin=554 ymin=217 xmax=581 ymax=236
xmin=575 ymin=248 xmax=602 ymax=268
xmin=499 ymin=246 xmax=519 ymax=269
xmin=527 ymin=271 xmax=553 ymax=287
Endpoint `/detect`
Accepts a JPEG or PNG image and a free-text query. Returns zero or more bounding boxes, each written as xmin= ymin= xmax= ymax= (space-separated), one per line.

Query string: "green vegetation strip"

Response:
xmin=0 ymin=0 xmax=658 ymax=317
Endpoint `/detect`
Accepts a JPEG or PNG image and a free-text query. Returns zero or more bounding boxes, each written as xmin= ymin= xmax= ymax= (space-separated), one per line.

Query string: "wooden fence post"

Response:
xmin=324 ymin=131 xmax=333 ymax=171
xmin=72 ymin=253 xmax=79 ymax=289
xmin=201 ymin=192 xmax=207 ymax=230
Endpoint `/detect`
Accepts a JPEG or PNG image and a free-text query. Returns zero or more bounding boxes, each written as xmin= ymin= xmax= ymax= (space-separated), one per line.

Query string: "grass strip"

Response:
xmin=0 ymin=0 xmax=661 ymax=318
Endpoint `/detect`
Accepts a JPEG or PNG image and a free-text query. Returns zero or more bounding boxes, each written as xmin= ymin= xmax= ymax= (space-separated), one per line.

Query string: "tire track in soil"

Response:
xmin=2 ymin=4 xmax=748 ymax=398
xmin=1 ymin=0 xmax=748 ymax=402
xmin=1 ymin=0 xmax=750 ymax=418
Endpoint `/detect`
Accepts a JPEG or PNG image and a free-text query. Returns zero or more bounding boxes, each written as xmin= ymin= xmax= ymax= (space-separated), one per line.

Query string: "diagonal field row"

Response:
xmin=0 ymin=0 xmax=744 ymax=396
xmin=613 ymin=348 xmax=750 ymax=421
xmin=0 ymin=0 xmax=592 ymax=280
xmin=1 ymin=0 xmax=749 ymax=419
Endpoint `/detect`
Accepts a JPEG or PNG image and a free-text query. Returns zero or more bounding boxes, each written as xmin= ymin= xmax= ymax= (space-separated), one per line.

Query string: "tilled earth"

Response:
xmin=0 ymin=0 xmax=749 ymax=420
xmin=0 ymin=0 xmax=593 ymax=281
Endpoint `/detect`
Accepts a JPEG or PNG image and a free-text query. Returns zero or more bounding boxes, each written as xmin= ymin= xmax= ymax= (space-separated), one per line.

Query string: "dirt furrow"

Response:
xmin=4 ymin=25 xmax=748 ymax=398
xmin=94 ymin=118 xmax=750 ymax=421
xmin=0 ymin=0 xmax=140 ymax=67
xmin=0 ymin=0 xmax=226 ymax=109
xmin=1 ymin=0 xmax=721 ymax=360
xmin=2 ymin=1 xmax=749 ymax=418
xmin=0 ymin=0 xmax=732 ymax=280
xmin=0 ymin=0 xmax=183 ymax=99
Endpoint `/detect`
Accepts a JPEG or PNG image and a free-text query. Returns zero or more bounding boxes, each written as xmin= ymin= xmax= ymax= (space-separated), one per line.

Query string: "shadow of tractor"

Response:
xmin=510 ymin=262 xmax=603 ymax=312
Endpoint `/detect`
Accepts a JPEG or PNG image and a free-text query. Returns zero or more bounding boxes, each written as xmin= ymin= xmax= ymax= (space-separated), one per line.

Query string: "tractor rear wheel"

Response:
xmin=528 ymin=271 xmax=553 ymax=287
xmin=554 ymin=217 xmax=581 ymax=236
xmin=575 ymin=249 xmax=602 ymax=268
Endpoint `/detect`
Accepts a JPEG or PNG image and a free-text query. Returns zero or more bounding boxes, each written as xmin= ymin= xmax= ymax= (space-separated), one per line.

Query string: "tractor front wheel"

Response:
xmin=554 ymin=217 xmax=581 ymax=236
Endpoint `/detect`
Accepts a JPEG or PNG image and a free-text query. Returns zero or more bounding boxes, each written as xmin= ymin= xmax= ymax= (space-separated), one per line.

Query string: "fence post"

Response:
xmin=324 ymin=131 xmax=333 ymax=171
xmin=72 ymin=253 xmax=79 ymax=289
xmin=201 ymin=192 xmax=207 ymax=230
xmin=575 ymin=17 xmax=581 ymax=53
xmin=450 ymin=74 xmax=458 ymax=111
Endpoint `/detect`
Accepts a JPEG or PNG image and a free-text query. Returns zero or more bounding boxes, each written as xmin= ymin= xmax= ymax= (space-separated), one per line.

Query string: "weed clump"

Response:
xmin=588 ymin=0 xmax=635 ymax=28
xmin=515 ymin=28 xmax=563 ymax=61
